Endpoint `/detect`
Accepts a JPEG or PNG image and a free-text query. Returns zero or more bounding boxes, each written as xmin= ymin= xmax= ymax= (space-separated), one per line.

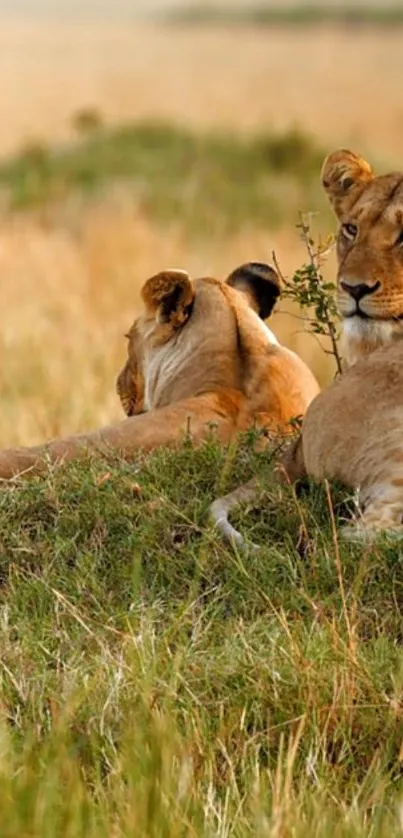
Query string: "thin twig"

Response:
xmin=272 ymin=250 xmax=287 ymax=287
xmin=272 ymin=214 xmax=343 ymax=376
xmin=298 ymin=214 xmax=342 ymax=375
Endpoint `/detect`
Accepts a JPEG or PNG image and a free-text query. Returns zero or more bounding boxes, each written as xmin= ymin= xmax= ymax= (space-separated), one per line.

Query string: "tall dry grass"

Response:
xmin=1 ymin=22 xmax=403 ymax=158
xmin=0 ymin=200 xmax=336 ymax=447
xmin=0 ymin=20 xmax=400 ymax=445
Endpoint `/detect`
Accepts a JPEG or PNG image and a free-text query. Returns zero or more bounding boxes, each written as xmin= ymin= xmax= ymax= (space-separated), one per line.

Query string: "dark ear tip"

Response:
xmin=227 ymin=262 xmax=280 ymax=289
xmin=226 ymin=261 xmax=280 ymax=320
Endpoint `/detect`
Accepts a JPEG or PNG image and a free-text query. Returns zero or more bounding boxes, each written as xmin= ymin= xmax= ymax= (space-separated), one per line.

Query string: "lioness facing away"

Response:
xmin=211 ymin=150 xmax=403 ymax=544
xmin=0 ymin=262 xmax=319 ymax=479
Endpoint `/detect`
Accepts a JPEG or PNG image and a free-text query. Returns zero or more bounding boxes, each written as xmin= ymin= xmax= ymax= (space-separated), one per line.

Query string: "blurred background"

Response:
xmin=0 ymin=0 xmax=402 ymax=445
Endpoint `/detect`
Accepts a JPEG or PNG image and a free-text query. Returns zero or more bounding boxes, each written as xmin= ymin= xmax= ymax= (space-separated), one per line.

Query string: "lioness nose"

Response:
xmin=340 ymin=280 xmax=380 ymax=301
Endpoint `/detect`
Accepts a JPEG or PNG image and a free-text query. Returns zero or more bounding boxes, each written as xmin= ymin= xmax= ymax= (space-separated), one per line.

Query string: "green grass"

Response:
xmin=0 ymin=122 xmax=329 ymax=232
xmin=164 ymin=4 xmax=403 ymax=27
xmin=1 ymin=430 xmax=403 ymax=835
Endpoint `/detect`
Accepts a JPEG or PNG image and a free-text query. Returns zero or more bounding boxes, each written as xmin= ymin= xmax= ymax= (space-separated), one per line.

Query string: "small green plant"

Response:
xmin=274 ymin=212 xmax=343 ymax=374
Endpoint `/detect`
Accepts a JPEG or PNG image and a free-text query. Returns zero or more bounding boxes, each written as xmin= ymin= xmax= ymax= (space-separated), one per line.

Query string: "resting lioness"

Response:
xmin=0 ymin=262 xmax=319 ymax=479
xmin=211 ymin=150 xmax=403 ymax=544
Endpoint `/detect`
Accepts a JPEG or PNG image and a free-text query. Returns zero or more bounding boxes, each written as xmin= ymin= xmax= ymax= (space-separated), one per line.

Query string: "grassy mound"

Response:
xmin=0 ymin=432 xmax=403 ymax=835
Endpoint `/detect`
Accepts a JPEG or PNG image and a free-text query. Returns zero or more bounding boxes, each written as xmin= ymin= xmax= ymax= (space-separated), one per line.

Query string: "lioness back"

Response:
xmin=0 ymin=262 xmax=320 ymax=480
xmin=118 ymin=264 xmax=320 ymax=435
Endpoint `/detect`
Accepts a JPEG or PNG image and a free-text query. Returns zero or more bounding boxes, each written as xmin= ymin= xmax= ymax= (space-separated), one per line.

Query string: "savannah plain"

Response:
xmin=1 ymin=17 xmax=403 ymax=445
xmin=2 ymin=12 xmax=403 ymax=838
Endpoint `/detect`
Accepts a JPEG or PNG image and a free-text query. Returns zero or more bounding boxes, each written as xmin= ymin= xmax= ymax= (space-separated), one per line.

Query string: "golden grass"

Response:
xmin=0 ymin=20 xmax=399 ymax=446
xmin=1 ymin=22 xmax=403 ymax=159
xmin=0 ymin=201 xmax=337 ymax=447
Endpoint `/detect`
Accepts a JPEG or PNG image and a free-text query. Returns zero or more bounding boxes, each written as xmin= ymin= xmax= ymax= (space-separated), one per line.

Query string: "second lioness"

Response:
xmin=0 ymin=261 xmax=319 ymax=478
xmin=211 ymin=150 xmax=403 ymax=544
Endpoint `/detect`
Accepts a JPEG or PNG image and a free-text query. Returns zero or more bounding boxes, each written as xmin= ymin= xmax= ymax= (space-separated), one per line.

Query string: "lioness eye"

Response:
xmin=396 ymin=231 xmax=403 ymax=247
xmin=342 ymin=223 xmax=358 ymax=240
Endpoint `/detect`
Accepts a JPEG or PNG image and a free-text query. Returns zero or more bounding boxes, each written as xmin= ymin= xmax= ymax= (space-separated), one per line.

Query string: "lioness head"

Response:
xmin=117 ymin=262 xmax=281 ymax=416
xmin=322 ymin=149 xmax=403 ymax=366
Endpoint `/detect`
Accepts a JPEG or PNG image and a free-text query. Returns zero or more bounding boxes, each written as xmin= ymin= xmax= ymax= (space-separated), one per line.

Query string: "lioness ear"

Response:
xmin=225 ymin=262 xmax=280 ymax=319
xmin=116 ymin=358 xmax=144 ymax=417
xmin=116 ymin=322 xmax=145 ymax=417
xmin=321 ymin=149 xmax=374 ymax=218
xmin=141 ymin=269 xmax=195 ymax=327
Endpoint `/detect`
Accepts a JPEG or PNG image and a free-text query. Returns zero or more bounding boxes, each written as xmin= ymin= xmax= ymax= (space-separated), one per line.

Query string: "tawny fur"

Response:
xmin=322 ymin=149 xmax=403 ymax=368
xmin=211 ymin=151 xmax=403 ymax=546
xmin=0 ymin=262 xmax=320 ymax=480
xmin=302 ymin=149 xmax=403 ymax=539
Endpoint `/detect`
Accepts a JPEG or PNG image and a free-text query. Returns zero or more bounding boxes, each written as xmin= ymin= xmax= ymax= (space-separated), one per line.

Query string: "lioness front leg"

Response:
xmin=0 ymin=392 xmax=243 ymax=480
xmin=209 ymin=435 xmax=307 ymax=549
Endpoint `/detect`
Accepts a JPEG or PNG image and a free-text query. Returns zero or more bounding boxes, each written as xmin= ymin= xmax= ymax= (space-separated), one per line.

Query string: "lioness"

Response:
xmin=211 ymin=150 xmax=403 ymax=544
xmin=0 ymin=262 xmax=319 ymax=479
